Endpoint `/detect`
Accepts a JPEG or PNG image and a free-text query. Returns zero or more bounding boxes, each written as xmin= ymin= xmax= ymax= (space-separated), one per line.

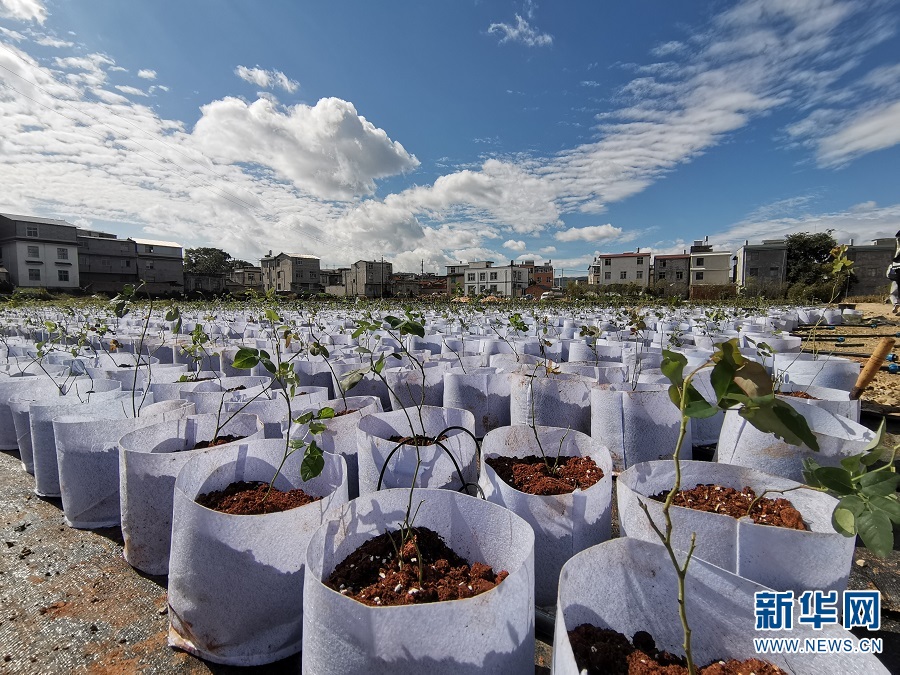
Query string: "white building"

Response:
xmin=588 ymin=251 xmax=650 ymax=287
xmin=689 ymin=241 xmax=732 ymax=285
xmin=0 ymin=213 xmax=80 ymax=289
xmin=461 ymin=261 xmax=528 ymax=297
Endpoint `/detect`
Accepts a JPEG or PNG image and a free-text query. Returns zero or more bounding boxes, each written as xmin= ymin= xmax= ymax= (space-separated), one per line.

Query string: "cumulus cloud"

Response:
xmin=0 ymin=0 xmax=46 ymax=23
xmin=488 ymin=15 xmax=553 ymax=47
xmin=35 ymin=36 xmax=73 ymax=48
xmin=191 ymin=96 xmax=419 ymax=200
xmin=137 ymin=69 xmax=157 ymax=80
xmin=555 ymin=224 xmax=624 ymax=242
xmin=540 ymin=246 xmax=556 ymax=254
xmin=234 ymin=65 xmax=299 ymax=93
xmin=504 ymin=239 xmax=527 ymax=251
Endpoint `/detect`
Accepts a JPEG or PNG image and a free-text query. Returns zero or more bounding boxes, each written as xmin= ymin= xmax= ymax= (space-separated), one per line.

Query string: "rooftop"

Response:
xmin=130 ymin=237 xmax=182 ymax=248
xmin=0 ymin=213 xmax=74 ymax=227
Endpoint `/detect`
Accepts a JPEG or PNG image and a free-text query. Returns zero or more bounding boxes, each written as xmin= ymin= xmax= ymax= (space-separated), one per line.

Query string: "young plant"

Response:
xmin=645 ymin=338 xmax=818 ymax=674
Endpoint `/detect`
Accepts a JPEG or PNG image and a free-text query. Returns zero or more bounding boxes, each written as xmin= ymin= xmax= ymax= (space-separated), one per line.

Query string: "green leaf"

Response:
xmin=710 ymin=359 xmax=735 ymax=405
xmin=261 ymin=358 xmax=277 ymax=374
xmin=390 ymin=352 xmax=403 ymax=360
xmin=232 ymin=347 xmax=260 ymax=370
xmin=739 ymin=399 xmax=819 ymax=451
xmin=308 ymin=421 xmax=327 ymax=435
xmin=265 ymin=309 xmax=280 ymax=323
xmin=809 ymin=466 xmax=855 ymax=495
xmin=355 ymin=346 xmax=372 ymax=354
xmin=733 ymin=361 xmax=775 ymax=399
xmin=683 ymin=384 xmax=718 ymax=419
xmin=300 ymin=442 xmax=325 ymax=481
xmin=869 ymin=495 xmax=900 ymax=524
xmin=351 ymin=326 xmax=367 ymax=339
xmin=295 ymin=411 xmax=315 ymax=425
xmin=340 ymin=368 xmax=367 ymax=393
xmin=660 ymin=350 xmax=687 ymax=387
xmin=832 ymin=507 xmax=857 ymax=536
xmin=668 ymin=384 xmax=681 ymax=409
xmin=840 ymin=455 xmax=862 ymax=475
xmin=373 ymin=354 xmax=385 ymax=374
xmin=317 ymin=407 xmax=336 ymax=419
xmin=857 ymin=508 xmax=894 ymax=558
xmin=857 ymin=472 xmax=900 ymax=497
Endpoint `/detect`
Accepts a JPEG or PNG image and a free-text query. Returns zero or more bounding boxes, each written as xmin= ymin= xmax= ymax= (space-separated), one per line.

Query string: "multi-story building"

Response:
xmin=76 ymin=229 xmax=139 ymax=293
xmin=132 ymin=238 xmax=184 ymax=294
xmin=460 ymin=260 xmax=528 ymax=297
xmin=0 ymin=213 xmax=81 ymax=290
xmin=260 ymin=251 xmax=322 ymax=294
xmin=588 ymin=251 xmax=650 ymax=287
xmin=652 ymin=252 xmax=690 ymax=295
xmin=733 ymin=240 xmax=788 ymax=288
xmin=445 ymin=263 xmax=468 ymax=295
xmin=341 ymin=260 xmax=393 ymax=297
xmin=184 ymin=272 xmax=226 ymax=294
xmin=689 ymin=240 xmax=732 ymax=285
xmin=846 ymin=238 xmax=896 ymax=296
xmin=226 ymin=266 xmax=264 ymax=295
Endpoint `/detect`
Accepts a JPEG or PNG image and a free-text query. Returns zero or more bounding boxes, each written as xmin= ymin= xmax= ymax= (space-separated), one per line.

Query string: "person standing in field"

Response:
xmin=889 ymin=252 xmax=900 ymax=314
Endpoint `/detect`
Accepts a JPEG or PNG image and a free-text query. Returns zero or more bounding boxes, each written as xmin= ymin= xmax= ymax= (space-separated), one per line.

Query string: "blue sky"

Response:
xmin=1 ymin=0 xmax=899 ymax=273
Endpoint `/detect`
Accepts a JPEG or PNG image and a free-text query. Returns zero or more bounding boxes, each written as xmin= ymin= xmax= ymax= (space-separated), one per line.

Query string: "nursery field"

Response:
xmin=0 ymin=297 xmax=898 ymax=674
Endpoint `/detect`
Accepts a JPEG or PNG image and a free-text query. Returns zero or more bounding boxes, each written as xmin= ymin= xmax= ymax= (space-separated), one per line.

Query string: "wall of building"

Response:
xmin=589 ymin=255 xmax=649 ymax=286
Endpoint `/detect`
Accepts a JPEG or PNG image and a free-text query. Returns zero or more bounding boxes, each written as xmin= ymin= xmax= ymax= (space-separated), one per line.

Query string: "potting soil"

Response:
xmin=195 ymin=480 xmax=323 ymax=515
xmin=486 ymin=454 xmax=603 ymax=495
xmin=651 ymin=484 xmax=807 ymax=530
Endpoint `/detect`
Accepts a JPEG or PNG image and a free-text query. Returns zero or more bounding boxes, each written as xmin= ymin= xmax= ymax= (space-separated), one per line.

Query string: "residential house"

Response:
xmin=76 ymin=229 xmax=139 ymax=294
xmin=445 ymin=263 xmax=468 ymax=295
xmin=260 ymin=251 xmax=322 ymax=294
xmin=689 ymin=240 xmax=732 ymax=286
xmin=460 ymin=260 xmax=528 ymax=297
xmin=846 ymin=238 xmax=896 ymax=296
xmin=132 ymin=238 xmax=184 ymax=294
xmin=0 ymin=213 xmax=80 ymax=289
xmin=226 ymin=266 xmax=264 ymax=295
xmin=588 ymin=251 xmax=650 ymax=287
xmin=652 ymin=252 xmax=690 ymax=296
xmin=184 ymin=272 xmax=226 ymax=294
xmin=341 ymin=260 xmax=393 ymax=297
xmin=733 ymin=240 xmax=788 ymax=288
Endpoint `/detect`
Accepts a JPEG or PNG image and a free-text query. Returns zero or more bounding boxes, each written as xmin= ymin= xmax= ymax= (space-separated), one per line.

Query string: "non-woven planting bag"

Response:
xmin=618 ymin=460 xmax=854 ymax=594
xmin=510 ymin=371 xmax=592 ymax=435
xmin=356 ymin=406 xmax=477 ymax=496
xmin=224 ymin=386 xmax=330 ymax=439
xmin=54 ymin=399 xmax=196 ymax=528
xmin=479 ymin=425 xmax=612 ymax=605
xmin=716 ymin=403 xmax=873 ymax=482
xmin=775 ymin=383 xmax=860 ymax=422
xmin=590 ymin=383 xmax=691 ymax=471
xmin=119 ymin=412 xmax=265 ymax=575
xmin=302 ymin=488 xmax=535 ymax=675
xmin=290 ymin=395 xmax=383 ymax=500
xmin=772 ymin=352 xmax=859 ymax=391
xmin=29 ymin=391 xmax=150 ymax=498
xmin=442 ymin=367 xmax=511 ymax=437
xmin=168 ymin=440 xmax=348 ymax=665
xmin=551 ymin=538 xmax=886 ymax=674
xmin=384 ymin=362 xmax=450 ymax=410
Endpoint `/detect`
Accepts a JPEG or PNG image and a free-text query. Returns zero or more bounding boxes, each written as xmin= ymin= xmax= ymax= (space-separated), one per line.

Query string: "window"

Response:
xmin=676 ymin=271 xmax=684 ymax=280
xmin=479 ymin=272 xmax=486 ymax=281
xmin=27 ymin=245 xmax=39 ymax=258
xmin=637 ymin=257 xmax=644 ymax=265
xmin=121 ymin=244 xmax=131 ymax=254
xmin=79 ymin=255 xmax=88 ymax=267
xmin=479 ymin=285 xmax=486 ymax=292
xmin=146 ymin=260 xmax=154 ymax=269
xmin=604 ymin=258 xmax=611 ymax=266
xmin=121 ymin=259 xmax=132 ymax=268
xmin=467 ymin=273 xmax=475 ymax=281
xmin=769 ymin=267 xmax=779 ymax=275
xmin=750 ymin=251 xmax=759 ymax=261
xmin=658 ymin=272 xmax=666 ymax=280
xmin=659 ymin=259 xmax=667 ymax=268
xmin=489 ymin=272 xmax=497 ymax=281
xmin=101 ymin=257 xmax=111 ymax=267
xmin=695 ymin=272 xmax=704 ymax=281
xmin=26 ymin=225 xmax=38 ymax=237
xmin=636 ymin=271 xmax=643 ymax=279
xmin=490 ymin=284 xmax=497 ymax=291
xmin=604 ymin=271 xmax=611 ymax=280
xmin=57 ymin=248 xmax=68 ymax=260
xmin=28 ymin=268 xmax=40 ymax=281
xmin=696 ymin=257 xmax=704 ymax=266
xmin=748 ymin=268 xmax=759 ymax=277
xmin=146 ymin=274 xmax=155 ymax=282
xmin=620 ymin=270 xmax=627 ymax=280
xmin=144 ymin=245 xmax=154 ymax=253
xmin=57 ymin=270 xmax=69 ymax=282
xmin=467 ymin=285 xmax=475 ymax=294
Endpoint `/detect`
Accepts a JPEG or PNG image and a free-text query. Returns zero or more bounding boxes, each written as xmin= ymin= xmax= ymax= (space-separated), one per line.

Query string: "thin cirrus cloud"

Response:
xmin=488 ymin=14 xmax=553 ymax=47
xmin=234 ymin=65 xmax=299 ymax=93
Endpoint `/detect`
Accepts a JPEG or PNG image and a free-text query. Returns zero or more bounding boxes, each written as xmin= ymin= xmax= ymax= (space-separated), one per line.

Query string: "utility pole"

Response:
xmin=380 ymin=256 xmax=384 ymax=298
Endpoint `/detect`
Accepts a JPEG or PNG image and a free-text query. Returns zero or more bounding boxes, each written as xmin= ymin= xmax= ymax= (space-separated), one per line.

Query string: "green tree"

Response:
xmin=184 ymin=247 xmax=233 ymax=276
xmin=785 ymin=231 xmax=838 ymax=285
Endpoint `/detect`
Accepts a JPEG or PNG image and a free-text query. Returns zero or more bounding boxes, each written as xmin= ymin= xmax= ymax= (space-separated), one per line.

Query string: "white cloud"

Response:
xmin=817 ymin=100 xmax=900 ymax=166
xmin=234 ymin=65 xmax=299 ymax=93
xmin=137 ymin=69 xmax=157 ymax=80
xmin=540 ymin=246 xmax=556 ymax=254
xmin=0 ymin=0 xmax=46 ymax=23
xmin=504 ymin=239 xmax=526 ymax=251
xmin=488 ymin=14 xmax=553 ymax=48
xmin=651 ymin=41 xmax=685 ymax=57
xmin=191 ymin=96 xmax=419 ymax=200
xmin=0 ymin=26 xmax=26 ymax=41
xmin=555 ymin=224 xmax=624 ymax=242
xmin=115 ymin=85 xmax=148 ymax=97
xmin=35 ymin=36 xmax=73 ymax=48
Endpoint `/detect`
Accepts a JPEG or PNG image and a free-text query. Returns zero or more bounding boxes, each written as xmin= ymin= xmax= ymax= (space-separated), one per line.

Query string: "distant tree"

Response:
xmin=229 ymin=259 xmax=253 ymax=270
xmin=785 ymin=231 xmax=838 ymax=286
xmin=184 ymin=247 xmax=233 ymax=276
